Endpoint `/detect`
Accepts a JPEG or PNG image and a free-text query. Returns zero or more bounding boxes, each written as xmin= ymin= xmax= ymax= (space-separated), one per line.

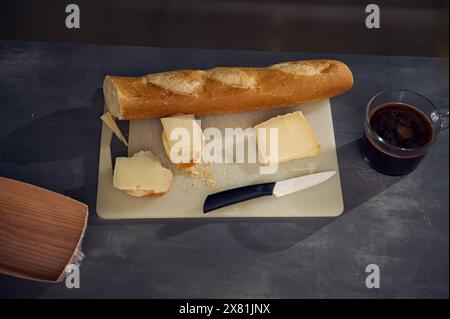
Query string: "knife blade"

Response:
xmin=203 ymin=171 xmax=336 ymax=213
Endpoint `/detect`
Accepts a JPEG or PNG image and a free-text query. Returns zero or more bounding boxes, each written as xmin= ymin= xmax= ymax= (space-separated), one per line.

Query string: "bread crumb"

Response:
xmin=184 ymin=165 xmax=217 ymax=187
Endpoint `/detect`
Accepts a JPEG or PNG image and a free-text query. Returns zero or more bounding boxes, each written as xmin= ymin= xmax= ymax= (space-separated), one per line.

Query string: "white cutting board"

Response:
xmin=96 ymin=99 xmax=343 ymax=219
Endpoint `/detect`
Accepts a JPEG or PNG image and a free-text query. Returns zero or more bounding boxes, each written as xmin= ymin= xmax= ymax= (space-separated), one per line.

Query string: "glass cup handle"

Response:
xmin=440 ymin=108 xmax=449 ymax=131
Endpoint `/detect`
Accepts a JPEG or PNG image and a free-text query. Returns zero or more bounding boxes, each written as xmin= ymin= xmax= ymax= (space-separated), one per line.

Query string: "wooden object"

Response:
xmin=0 ymin=177 xmax=88 ymax=282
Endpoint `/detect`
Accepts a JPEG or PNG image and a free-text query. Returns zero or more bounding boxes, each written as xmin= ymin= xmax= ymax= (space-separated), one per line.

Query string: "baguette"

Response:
xmin=104 ymin=60 xmax=353 ymax=120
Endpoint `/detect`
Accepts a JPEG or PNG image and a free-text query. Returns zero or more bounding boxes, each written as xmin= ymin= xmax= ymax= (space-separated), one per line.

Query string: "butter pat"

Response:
xmin=255 ymin=111 xmax=321 ymax=165
xmin=161 ymin=114 xmax=204 ymax=166
xmin=113 ymin=151 xmax=173 ymax=197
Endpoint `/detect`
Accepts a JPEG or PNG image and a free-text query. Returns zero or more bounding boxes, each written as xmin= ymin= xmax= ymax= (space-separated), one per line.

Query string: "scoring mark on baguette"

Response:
xmin=206 ymin=67 xmax=259 ymax=89
xmin=146 ymin=70 xmax=205 ymax=95
xmin=269 ymin=61 xmax=331 ymax=76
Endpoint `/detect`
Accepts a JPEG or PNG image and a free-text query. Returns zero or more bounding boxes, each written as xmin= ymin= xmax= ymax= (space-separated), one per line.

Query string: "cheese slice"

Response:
xmin=100 ymin=112 xmax=128 ymax=146
xmin=161 ymin=114 xmax=204 ymax=165
xmin=113 ymin=151 xmax=173 ymax=197
xmin=255 ymin=111 xmax=321 ymax=165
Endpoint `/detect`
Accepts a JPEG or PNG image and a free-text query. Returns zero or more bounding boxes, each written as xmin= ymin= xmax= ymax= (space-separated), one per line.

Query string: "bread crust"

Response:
xmin=104 ymin=60 xmax=353 ymax=120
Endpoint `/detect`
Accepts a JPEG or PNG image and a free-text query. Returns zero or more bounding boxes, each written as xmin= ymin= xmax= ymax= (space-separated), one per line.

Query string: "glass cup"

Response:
xmin=362 ymin=89 xmax=449 ymax=176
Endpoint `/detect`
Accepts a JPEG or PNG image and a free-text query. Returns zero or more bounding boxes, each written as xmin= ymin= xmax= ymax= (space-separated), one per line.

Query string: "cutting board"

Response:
xmin=96 ymin=99 xmax=343 ymax=219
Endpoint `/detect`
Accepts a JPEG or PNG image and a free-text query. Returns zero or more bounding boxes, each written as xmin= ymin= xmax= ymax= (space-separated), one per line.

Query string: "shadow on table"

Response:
xmin=0 ymin=90 xmax=102 ymax=298
xmin=0 ymin=274 xmax=50 ymax=298
xmin=0 ymin=89 xmax=104 ymax=211
xmin=156 ymin=139 xmax=405 ymax=252
xmin=0 ymin=94 xmax=404 ymax=254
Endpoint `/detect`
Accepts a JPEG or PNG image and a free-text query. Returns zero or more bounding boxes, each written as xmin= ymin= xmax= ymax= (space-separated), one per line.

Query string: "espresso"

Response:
xmin=363 ymin=102 xmax=433 ymax=175
xmin=369 ymin=102 xmax=433 ymax=148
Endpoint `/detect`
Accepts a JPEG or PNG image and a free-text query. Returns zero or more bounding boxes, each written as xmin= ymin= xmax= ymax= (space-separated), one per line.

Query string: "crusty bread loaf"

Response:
xmin=104 ymin=60 xmax=353 ymax=120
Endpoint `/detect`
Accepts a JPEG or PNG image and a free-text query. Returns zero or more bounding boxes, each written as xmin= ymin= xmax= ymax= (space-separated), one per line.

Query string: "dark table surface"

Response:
xmin=0 ymin=41 xmax=448 ymax=298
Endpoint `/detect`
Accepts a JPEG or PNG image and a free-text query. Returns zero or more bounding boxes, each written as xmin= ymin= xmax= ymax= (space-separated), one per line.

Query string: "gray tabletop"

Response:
xmin=0 ymin=41 xmax=448 ymax=298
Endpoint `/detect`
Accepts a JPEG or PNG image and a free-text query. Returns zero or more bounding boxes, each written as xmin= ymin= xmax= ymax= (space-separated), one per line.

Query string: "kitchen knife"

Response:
xmin=203 ymin=171 xmax=336 ymax=213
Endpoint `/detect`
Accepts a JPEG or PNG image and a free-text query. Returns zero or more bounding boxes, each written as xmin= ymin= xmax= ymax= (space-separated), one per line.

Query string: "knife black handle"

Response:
xmin=203 ymin=182 xmax=276 ymax=213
